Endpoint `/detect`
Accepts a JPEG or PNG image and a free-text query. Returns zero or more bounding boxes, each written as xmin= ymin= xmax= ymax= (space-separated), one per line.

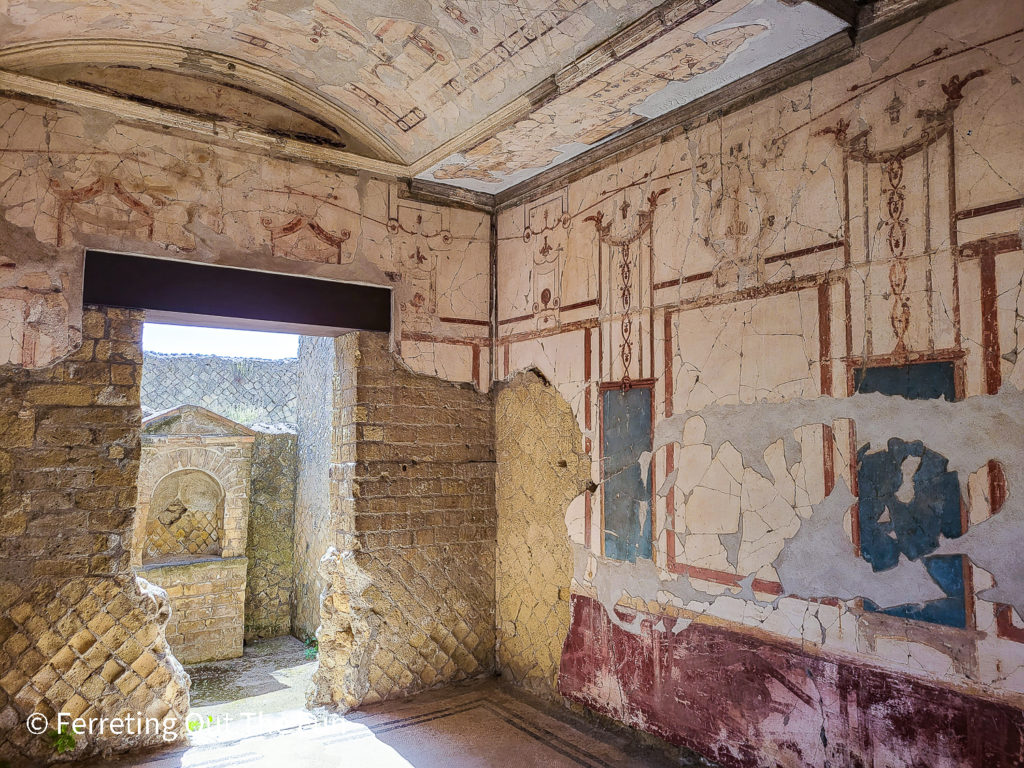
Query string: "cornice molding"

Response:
xmin=0 ymin=69 xmax=407 ymax=178
xmin=408 ymin=77 xmax=556 ymax=177
xmin=487 ymin=0 xmax=964 ymax=209
xmin=854 ymin=0 xmax=960 ymax=42
xmin=0 ymin=39 xmax=405 ymax=165
xmin=492 ymin=29 xmax=855 ymax=210
xmin=554 ymin=0 xmax=706 ymax=92
xmin=408 ymin=0 xmax=708 ymax=177
xmin=0 ymin=0 xmax=964 ymax=213
xmin=404 ymin=179 xmax=496 ymax=213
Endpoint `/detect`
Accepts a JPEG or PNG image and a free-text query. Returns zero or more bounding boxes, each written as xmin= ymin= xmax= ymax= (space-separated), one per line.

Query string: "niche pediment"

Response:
xmin=142 ymin=404 xmax=256 ymax=438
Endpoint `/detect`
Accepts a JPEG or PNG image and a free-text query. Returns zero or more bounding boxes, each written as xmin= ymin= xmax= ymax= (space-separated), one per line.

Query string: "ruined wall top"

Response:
xmin=140 ymin=352 xmax=298 ymax=428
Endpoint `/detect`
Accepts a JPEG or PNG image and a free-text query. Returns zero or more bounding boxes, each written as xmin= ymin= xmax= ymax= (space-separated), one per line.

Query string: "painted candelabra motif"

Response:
xmin=388 ymin=193 xmax=452 ymax=332
xmin=819 ymin=70 xmax=985 ymax=360
xmin=587 ymin=187 xmax=668 ymax=385
xmin=524 ymin=191 xmax=571 ymax=326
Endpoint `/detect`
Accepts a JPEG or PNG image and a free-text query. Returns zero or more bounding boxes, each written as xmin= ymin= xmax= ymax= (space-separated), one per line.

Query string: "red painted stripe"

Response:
xmin=763 ymin=240 xmax=844 ymax=265
xmin=666 ymin=561 xmax=784 ymax=596
xmin=440 ymin=316 xmax=490 ymax=327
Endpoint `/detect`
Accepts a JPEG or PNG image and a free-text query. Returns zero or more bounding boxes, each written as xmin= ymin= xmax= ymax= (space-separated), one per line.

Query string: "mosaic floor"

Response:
xmin=81 ymin=638 xmax=695 ymax=767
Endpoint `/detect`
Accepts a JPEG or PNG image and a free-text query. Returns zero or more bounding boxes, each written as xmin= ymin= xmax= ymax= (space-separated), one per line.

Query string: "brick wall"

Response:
xmin=245 ymin=431 xmax=297 ymax=642
xmin=138 ymin=557 xmax=247 ymax=664
xmin=0 ymin=306 xmax=188 ymax=764
xmin=312 ymin=332 xmax=496 ymax=708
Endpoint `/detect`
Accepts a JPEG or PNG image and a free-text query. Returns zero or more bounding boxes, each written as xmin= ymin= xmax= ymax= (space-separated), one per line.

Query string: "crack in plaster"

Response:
xmin=577 ymin=387 xmax=1024 ymax=635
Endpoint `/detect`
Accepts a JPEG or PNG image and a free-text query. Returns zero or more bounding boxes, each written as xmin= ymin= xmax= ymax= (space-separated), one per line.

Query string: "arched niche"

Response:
xmin=143 ymin=468 xmax=225 ymax=564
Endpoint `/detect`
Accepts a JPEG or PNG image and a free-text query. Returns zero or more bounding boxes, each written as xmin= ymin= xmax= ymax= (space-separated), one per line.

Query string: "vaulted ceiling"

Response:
xmin=1 ymin=0 xmax=851 ymax=195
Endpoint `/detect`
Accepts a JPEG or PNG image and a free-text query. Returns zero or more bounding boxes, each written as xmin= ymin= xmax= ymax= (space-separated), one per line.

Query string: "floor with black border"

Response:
xmin=80 ymin=637 xmax=703 ymax=767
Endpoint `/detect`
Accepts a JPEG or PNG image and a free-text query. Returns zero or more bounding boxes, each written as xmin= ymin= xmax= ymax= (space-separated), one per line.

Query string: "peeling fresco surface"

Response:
xmin=1 ymin=0 xmax=665 ymax=161
xmin=2 ymin=0 xmax=848 ymax=181
xmin=0 ymin=102 xmax=491 ymax=387
xmin=858 ymin=437 xmax=966 ymax=628
xmin=2 ymin=0 xmax=1024 ymax=764
xmin=560 ymin=593 xmax=1024 ymax=768
xmin=419 ymin=0 xmax=847 ymax=192
xmin=495 ymin=0 xmax=1024 ymax=763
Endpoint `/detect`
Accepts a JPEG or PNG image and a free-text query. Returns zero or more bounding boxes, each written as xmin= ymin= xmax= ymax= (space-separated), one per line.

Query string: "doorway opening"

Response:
xmin=135 ymin=321 xmax=325 ymax=736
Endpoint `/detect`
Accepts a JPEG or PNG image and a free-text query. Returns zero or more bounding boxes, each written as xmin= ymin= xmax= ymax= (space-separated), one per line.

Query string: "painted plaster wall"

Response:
xmin=1 ymin=1 xmax=1023 ymax=765
xmin=494 ymin=0 xmax=1024 ymax=763
xmin=0 ymin=98 xmax=492 ymax=389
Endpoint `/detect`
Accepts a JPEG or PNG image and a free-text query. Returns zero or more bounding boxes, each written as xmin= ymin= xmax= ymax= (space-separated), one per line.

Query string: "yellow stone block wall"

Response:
xmin=138 ymin=557 xmax=248 ymax=664
xmin=494 ymin=372 xmax=592 ymax=698
xmin=0 ymin=306 xmax=189 ymax=765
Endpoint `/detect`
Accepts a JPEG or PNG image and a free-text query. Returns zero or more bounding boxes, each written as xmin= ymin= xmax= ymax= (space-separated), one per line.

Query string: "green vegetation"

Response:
xmin=47 ymin=726 xmax=76 ymax=755
xmin=187 ymin=714 xmax=214 ymax=732
xmin=217 ymin=403 xmax=263 ymax=426
xmin=303 ymin=634 xmax=318 ymax=660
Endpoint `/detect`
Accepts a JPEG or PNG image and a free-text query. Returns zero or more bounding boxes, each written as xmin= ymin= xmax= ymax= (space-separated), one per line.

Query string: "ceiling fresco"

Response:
xmin=0 ymin=0 xmax=664 ymax=162
xmin=0 ymin=0 xmax=848 ymax=190
xmin=419 ymin=0 xmax=849 ymax=192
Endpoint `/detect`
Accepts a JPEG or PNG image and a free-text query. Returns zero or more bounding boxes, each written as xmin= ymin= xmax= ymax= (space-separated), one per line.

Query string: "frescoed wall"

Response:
xmin=0 ymin=100 xmax=491 ymax=388
xmin=3 ymin=0 xmax=1024 ymax=765
xmin=494 ymin=0 xmax=1024 ymax=764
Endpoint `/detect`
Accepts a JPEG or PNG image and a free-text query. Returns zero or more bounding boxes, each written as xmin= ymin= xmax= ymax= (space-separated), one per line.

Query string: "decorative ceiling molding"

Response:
xmin=487 ymin=0 xmax=965 ymax=209
xmin=416 ymin=0 xmax=851 ymax=193
xmin=407 ymin=0 xmax=730 ymax=177
xmin=854 ymin=0 xmax=961 ymax=41
xmin=0 ymin=39 xmax=405 ymax=164
xmin=0 ymin=0 xmax=963 ymax=212
xmin=0 ymin=69 xmax=407 ymax=177
xmin=495 ymin=28 xmax=854 ymax=209
xmin=404 ymin=178 xmax=497 ymax=214
xmin=407 ymin=78 xmax=557 ymax=178
xmin=554 ymin=0 xmax=710 ymax=92
xmin=2 ymin=0 xmax=669 ymax=159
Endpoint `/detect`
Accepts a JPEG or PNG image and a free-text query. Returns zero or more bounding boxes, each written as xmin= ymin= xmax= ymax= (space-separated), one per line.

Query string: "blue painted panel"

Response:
xmin=855 ymin=362 xmax=967 ymax=628
xmin=863 ymin=555 xmax=967 ymax=627
xmin=602 ymin=386 xmax=653 ymax=562
xmin=855 ymin=361 xmax=957 ymax=401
